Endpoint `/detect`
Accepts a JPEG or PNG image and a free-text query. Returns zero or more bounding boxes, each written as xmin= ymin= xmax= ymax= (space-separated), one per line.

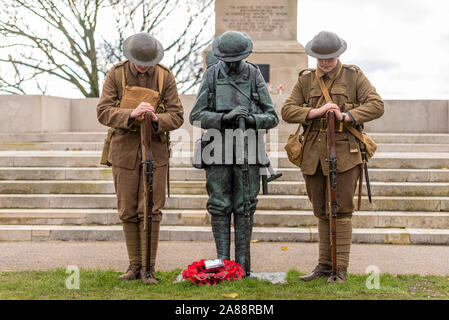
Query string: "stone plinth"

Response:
xmin=213 ymin=0 xmax=307 ymax=93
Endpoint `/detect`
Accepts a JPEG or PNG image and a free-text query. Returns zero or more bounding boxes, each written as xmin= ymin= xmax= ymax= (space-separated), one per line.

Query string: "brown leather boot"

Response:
xmin=118 ymin=264 xmax=141 ymax=280
xmin=140 ymin=266 xmax=158 ymax=285
xmin=327 ymin=269 xmax=347 ymax=283
xmin=298 ymin=264 xmax=332 ymax=282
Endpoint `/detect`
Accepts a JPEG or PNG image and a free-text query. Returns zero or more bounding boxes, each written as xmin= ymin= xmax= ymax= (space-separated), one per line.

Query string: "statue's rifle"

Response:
xmin=237 ymin=116 xmax=252 ymax=277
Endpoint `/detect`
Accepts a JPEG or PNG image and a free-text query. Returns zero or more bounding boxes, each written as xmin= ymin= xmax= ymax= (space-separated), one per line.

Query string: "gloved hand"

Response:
xmin=222 ymin=106 xmax=249 ymax=123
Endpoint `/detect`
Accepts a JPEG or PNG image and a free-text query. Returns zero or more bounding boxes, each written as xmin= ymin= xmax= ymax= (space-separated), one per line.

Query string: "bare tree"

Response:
xmin=0 ymin=0 xmax=213 ymax=97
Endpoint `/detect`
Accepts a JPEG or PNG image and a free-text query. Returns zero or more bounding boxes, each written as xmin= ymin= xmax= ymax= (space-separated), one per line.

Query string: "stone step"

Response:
xmin=0 ymin=142 xmax=103 ymax=151
xmin=1 ymin=209 xmax=449 ymax=229
xmin=0 ymin=151 xmax=100 ymax=167
xmin=2 ymin=167 xmax=449 ymax=182
xmin=169 ymin=141 xmax=449 ymax=153
xmin=1 ymin=224 xmax=448 ymax=244
xmin=1 ymin=132 xmax=449 ymax=144
xmin=0 ymin=194 xmax=448 ymax=212
xmin=2 ymin=141 xmax=449 ymax=153
xmin=276 ymin=133 xmax=449 ymax=145
xmin=0 ymin=167 xmax=113 ymax=181
xmin=1 ymin=180 xmax=448 ymax=197
xmin=1 ymin=151 xmax=449 ymax=169
xmin=0 ymin=132 xmax=107 ymax=143
xmin=172 ymin=152 xmax=449 ymax=169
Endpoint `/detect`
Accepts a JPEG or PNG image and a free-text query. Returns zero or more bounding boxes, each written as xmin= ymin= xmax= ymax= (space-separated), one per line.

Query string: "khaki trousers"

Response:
xmin=112 ymin=150 xmax=167 ymax=223
xmin=112 ymin=150 xmax=167 ymax=268
xmin=303 ymin=162 xmax=360 ymax=220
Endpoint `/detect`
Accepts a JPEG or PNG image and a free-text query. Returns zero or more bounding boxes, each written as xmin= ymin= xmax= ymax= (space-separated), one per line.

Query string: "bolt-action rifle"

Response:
xmin=326 ymin=111 xmax=338 ymax=282
xmin=141 ymin=113 xmax=154 ymax=275
xmin=261 ymin=160 xmax=283 ymax=195
xmin=237 ymin=116 xmax=252 ymax=277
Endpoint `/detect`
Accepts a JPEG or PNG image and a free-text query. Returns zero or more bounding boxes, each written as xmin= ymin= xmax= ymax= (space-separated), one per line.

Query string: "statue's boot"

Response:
xmin=210 ymin=214 xmax=231 ymax=260
xmin=234 ymin=214 xmax=254 ymax=277
xmin=139 ymin=219 xmax=160 ymax=285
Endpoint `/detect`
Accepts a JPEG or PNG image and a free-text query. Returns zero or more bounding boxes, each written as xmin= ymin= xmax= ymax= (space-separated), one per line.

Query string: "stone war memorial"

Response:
xmin=0 ymin=0 xmax=449 ymax=301
xmin=214 ymin=0 xmax=307 ymax=93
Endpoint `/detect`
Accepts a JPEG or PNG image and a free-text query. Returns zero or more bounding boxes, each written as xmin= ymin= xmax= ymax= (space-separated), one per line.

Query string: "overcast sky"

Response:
xmin=2 ymin=0 xmax=448 ymax=100
xmin=298 ymin=0 xmax=449 ymax=99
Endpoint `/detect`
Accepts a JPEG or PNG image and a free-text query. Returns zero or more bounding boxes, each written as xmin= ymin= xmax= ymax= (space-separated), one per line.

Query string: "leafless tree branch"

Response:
xmin=0 ymin=0 xmax=213 ymax=96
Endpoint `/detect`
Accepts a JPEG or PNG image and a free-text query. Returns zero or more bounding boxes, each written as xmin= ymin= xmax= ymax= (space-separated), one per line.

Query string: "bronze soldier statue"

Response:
xmin=97 ymin=32 xmax=184 ymax=285
xmin=190 ymin=31 xmax=279 ymax=276
xmin=282 ymin=31 xmax=384 ymax=283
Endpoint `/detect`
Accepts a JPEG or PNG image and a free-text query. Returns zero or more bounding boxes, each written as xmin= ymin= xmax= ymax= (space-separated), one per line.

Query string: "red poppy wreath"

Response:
xmin=182 ymin=259 xmax=244 ymax=286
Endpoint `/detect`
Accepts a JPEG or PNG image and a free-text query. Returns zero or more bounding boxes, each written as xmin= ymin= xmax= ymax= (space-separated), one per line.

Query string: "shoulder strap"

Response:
xmin=114 ymin=65 xmax=125 ymax=100
xmin=342 ymin=64 xmax=359 ymax=103
xmin=315 ymin=64 xmax=365 ymax=142
xmin=316 ymin=63 xmax=343 ymax=103
xmin=298 ymin=68 xmax=314 ymax=103
xmin=206 ymin=63 xmax=218 ymax=109
xmin=246 ymin=61 xmax=258 ymax=96
xmin=294 ymin=66 xmax=342 ymax=138
xmin=155 ymin=64 xmax=169 ymax=96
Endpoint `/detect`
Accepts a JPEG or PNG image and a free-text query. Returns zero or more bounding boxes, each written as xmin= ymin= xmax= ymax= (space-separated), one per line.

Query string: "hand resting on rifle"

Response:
xmin=307 ymin=103 xmax=351 ymax=122
xmin=222 ymin=106 xmax=249 ymax=125
xmin=130 ymin=102 xmax=158 ymax=122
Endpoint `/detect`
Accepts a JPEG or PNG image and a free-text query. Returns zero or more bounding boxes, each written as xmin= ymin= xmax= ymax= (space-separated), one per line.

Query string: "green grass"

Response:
xmin=0 ymin=269 xmax=448 ymax=300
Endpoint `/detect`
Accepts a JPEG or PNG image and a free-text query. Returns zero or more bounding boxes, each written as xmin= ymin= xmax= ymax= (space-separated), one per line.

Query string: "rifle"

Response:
xmin=259 ymin=130 xmax=282 ymax=195
xmin=238 ymin=116 xmax=252 ymax=277
xmin=141 ymin=113 xmax=154 ymax=273
xmin=326 ymin=111 xmax=338 ymax=281
xmin=261 ymin=160 xmax=283 ymax=195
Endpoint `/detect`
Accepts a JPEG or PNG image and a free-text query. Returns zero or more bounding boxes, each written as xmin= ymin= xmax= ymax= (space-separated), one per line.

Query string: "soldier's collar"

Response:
xmin=219 ymin=60 xmax=246 ymax=77
xmin=316 ymin=60 xmax=342 ymax=80
xmin=129 ymin=62 xmax=153 ymax=77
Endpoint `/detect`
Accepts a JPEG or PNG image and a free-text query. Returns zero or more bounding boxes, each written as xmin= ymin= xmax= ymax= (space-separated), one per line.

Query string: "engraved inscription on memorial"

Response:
xmin=221 ymin=5 xmax=290 ymax=38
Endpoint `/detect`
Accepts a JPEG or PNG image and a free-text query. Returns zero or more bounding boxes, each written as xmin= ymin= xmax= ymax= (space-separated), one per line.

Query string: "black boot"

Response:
xmin=210 ymin=214 xmax=231 ymax=260
xmin=234 ymin=214 xmax=254 ymax=277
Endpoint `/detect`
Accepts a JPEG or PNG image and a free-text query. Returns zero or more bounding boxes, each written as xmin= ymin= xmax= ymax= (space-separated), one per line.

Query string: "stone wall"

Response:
xmin=0 ymin=94 xmax=448 ymax=134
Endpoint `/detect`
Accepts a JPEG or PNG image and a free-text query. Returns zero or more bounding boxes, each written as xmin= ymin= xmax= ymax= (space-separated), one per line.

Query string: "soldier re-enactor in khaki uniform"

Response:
xmin=282 ymin=31 xmax=384 ymax=283
xmin=97 ymin=33 xmax=184 ymax=284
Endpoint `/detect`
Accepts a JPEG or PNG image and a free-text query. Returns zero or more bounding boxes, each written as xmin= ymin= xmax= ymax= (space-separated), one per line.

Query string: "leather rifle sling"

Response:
xmin=155 ymin=67 xmax=171 ymax=198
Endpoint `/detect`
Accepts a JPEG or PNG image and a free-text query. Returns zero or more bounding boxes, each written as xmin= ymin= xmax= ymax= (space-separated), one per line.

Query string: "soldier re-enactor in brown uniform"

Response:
xmin=97 ymin=33 xmax=184 ymax=285
xmin=282 ymin=31 xmax=384 ymax=283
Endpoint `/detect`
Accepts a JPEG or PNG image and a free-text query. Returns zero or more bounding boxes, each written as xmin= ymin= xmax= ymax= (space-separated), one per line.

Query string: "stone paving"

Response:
xmin=1 ymin=241 xmax=449 ymax=276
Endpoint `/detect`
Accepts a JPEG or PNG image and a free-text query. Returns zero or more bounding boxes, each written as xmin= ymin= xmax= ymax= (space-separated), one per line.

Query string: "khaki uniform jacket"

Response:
xmin=281 ymin=60 xmax=384 ymax=175
xmin=97 ymin=61 xmax=184 ymax=170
